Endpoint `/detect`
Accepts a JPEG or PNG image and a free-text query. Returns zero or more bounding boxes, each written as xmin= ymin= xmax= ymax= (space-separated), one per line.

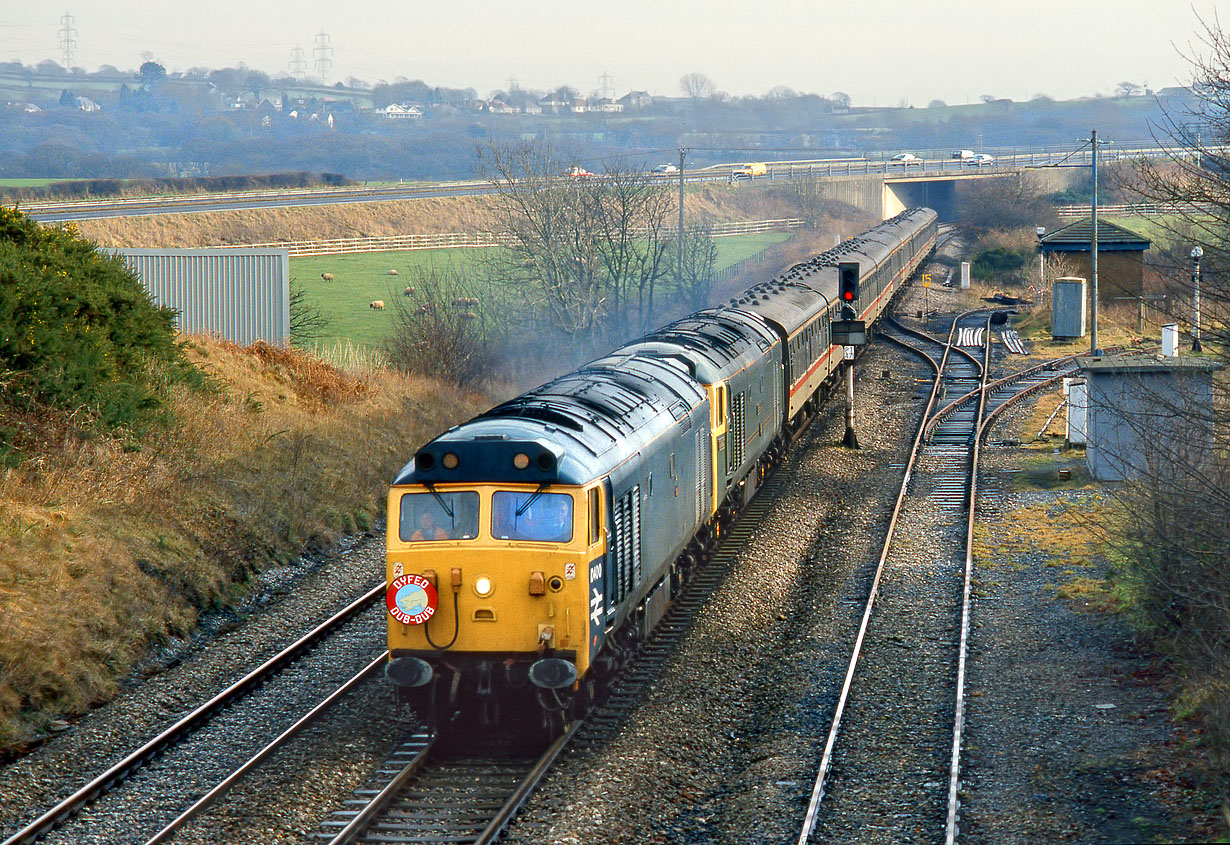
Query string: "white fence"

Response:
xmin=1056 ymin=202 xmax=1213 ymax=218
xmin=223 ymin=218 xmax=807 ymax=257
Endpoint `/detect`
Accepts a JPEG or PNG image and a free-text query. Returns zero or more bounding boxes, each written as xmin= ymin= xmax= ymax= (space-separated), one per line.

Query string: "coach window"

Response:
xmin=399 ymin=491 xmax=479 ymax=542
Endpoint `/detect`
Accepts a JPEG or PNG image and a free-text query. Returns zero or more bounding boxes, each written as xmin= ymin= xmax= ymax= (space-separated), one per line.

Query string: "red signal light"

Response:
xmin=838 ymin=262 xmax=860 ymax=304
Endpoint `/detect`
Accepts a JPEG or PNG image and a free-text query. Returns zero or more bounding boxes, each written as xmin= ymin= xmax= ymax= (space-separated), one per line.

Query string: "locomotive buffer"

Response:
xmin=832 ymin=261 xmax=867 ymax=448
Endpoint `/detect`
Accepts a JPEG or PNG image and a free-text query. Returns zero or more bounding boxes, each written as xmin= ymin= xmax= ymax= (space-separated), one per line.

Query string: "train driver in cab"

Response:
xmin=530 ymin=494 xmax=572 ymax=543
xmin=492 ymin=492 xmax=573 ymax=543
xmin=411 ymin=510 xmax=449 ymax=542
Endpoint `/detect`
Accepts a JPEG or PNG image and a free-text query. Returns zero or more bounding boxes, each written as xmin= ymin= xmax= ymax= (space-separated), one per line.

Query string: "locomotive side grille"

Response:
xmin=611 ymin=485 xmax=641 ymax=605
xmin=631 ymin=488 xmax=642 ymax=588
xmin=613 ymin=491 xmax=627 ymax=604
xmin=732 ymin=393 xmax=747 ymax=468
xmin=695 ymin=431 xmax=706 ymax=524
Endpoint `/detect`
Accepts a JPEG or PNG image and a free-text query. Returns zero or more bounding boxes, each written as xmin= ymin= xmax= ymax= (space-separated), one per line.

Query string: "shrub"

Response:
xmin=971 ymin=246 xmax=1030 ymax=283
xmin=382 ymin=264 xmax=501 ymax=389
xmin=0 ymin=207 xmax=202 ymax=437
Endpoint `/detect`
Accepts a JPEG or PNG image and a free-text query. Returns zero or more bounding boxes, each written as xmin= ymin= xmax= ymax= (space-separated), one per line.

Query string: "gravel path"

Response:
xmin=960 ymin=431 xmax=1190 ymax=843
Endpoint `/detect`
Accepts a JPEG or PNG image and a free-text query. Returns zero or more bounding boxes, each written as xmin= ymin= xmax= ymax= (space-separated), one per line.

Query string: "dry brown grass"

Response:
xmin=74 ymin=196 xmax=503 ymax=248
xmin=72 ymin=181 xmax=855 ymax=249
xmin=0 ymin=337 xmax=488 ymax=752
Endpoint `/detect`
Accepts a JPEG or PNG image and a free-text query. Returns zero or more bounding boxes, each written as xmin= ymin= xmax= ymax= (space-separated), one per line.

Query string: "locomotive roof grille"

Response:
xmin=481 ymin=403 xmax=586 ymax=432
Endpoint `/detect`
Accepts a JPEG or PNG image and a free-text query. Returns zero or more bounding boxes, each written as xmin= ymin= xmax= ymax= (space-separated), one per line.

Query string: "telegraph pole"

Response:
xmin=1090 ymin=129 xmax=1099 ymax=356
xmin=1191 ymin=246 xmax=1204 ymax=352
xmin=677 ymin=148 xmax=687 ymax=293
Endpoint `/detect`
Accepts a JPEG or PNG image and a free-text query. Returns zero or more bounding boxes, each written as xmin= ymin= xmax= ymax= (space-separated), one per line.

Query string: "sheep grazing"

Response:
xmin=387 ymin=269 xmax=398 ymax=276
xmin=403 ymin=286 xmax=415 ymax=297
xmin=321 ymin=273 xmax=334 ymax=281
xmin=369 ymin=300 xmax=386 ymax=310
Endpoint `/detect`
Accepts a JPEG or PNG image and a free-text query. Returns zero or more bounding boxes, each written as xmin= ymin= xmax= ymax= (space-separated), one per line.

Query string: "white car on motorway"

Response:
xmin=967 ymin=153 xmax=995 ymax=166
xmin=891 ymin=153 xmax=920 ymax=164
xmin=653 ymin=163 xmax=679 ymax=175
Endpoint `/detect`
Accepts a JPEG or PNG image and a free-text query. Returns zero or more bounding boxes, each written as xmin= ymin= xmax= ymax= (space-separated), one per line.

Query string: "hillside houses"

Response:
xmin=2 ymin=68 xmax=681 ymax=122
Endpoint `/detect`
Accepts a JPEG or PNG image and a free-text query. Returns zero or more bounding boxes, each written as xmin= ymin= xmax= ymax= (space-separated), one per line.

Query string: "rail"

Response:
xmin=1 ymin=582 xmax=386 ymax=845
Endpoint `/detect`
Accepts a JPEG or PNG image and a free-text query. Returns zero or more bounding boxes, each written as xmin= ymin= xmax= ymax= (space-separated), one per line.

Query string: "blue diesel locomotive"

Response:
xmin=384 ymin=207 xmax=938 ymax=732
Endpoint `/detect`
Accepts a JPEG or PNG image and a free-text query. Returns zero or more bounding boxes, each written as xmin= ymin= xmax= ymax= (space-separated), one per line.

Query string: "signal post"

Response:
xmin=832 ymin=262 xmax=866 ymax=448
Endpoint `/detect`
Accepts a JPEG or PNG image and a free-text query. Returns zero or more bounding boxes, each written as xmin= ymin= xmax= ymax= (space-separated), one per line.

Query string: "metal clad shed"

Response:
xmin=1075 ymin=354 xmax=1221 ymax=482
xmin=110 ymin=248 xmax=290 ymax=346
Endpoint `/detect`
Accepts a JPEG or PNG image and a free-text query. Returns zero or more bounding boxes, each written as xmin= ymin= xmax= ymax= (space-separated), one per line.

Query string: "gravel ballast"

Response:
xmin=0 ymin=285 xmax=1207 ymax=843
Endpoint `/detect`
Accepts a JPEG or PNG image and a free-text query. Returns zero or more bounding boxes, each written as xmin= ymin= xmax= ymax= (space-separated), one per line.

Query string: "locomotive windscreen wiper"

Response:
xmin=515 ymin=482 xmax=550 ymax=517
xmin=423 ymin=483 xmax=455 ymax=519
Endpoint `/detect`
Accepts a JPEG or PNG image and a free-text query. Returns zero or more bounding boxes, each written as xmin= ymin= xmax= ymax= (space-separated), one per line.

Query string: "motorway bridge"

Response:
xmin=15 ymin=143 xmax=1171 ymax=225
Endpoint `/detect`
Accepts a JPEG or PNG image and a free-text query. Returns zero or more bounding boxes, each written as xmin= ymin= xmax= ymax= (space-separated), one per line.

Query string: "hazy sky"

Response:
xmin=0 ymin=1 xmax=1223 ymax=105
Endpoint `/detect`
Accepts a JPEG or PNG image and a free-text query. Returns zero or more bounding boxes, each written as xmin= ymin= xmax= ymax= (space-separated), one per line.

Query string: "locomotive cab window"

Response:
xmin=398 ymin=491 xmax=479 ymax=542
xmin=492 ymin=491 xmax=574 ymax=543
xmin=588 ymin=487 xmax=601 ymax=545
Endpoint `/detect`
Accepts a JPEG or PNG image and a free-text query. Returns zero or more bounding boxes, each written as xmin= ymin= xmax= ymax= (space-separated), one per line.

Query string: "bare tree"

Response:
xmin=1105 ymin=12 xmax=1230 ymax=802
xmin=673 ymin=222 xmax=720 ymax=311
xmin=479 ymin=140 xmax=676 ymax=346
xmin=590 ymin=164 xmax=675 ymax=335
xmin=957 ymin=172 xmax=1058 ymax=232
xmin=288 ymin=281 xmax=329 ymax=344
xmin=679 ymin=72 xmax=715 ymax=102
xmin=382 ymin=263 xmax=498 ymax=388
xmin=479 ymin=140 xmax=609 ymax=340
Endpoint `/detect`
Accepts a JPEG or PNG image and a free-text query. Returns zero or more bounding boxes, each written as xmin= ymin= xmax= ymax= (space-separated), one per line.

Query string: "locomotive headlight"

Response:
xmin=474 ymin=576 xmax=494 ymax=598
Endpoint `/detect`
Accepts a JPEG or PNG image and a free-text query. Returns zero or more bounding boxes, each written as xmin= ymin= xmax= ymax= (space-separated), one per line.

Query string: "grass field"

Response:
xmin=0 ymin=178 xmax=72 ymax=189
xmin=293 ymin=231 xmax=795 ymax=351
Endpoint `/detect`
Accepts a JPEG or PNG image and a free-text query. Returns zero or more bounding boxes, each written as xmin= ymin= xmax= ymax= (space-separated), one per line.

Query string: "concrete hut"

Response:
xmin=1073 ymin=353 xmax=1221 ymax=482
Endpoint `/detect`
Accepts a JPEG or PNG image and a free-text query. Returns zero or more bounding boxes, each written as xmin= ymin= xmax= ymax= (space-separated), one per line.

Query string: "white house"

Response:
xmin=383 ymin=103 xmax=423 ymax=119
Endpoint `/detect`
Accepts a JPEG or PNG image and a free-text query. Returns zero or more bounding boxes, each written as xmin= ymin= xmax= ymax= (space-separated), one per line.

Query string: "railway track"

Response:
xmin=796 ymin=306 xmax=1079 ymax=844
xmin=313 ymin=472 xmax=798 ymax=843
xmin=0 ymin=584 xmax=387 ymax=845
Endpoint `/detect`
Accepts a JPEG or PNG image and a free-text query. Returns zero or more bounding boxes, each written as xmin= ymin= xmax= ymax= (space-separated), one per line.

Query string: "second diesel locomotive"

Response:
xmin=384 ymin=207 xmax=938 ymax=732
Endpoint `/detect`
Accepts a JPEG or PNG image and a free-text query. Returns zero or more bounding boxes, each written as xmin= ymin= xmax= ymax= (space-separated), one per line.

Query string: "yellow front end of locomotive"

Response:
xmin=386 ymin=482 xmax=604 ymax=679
